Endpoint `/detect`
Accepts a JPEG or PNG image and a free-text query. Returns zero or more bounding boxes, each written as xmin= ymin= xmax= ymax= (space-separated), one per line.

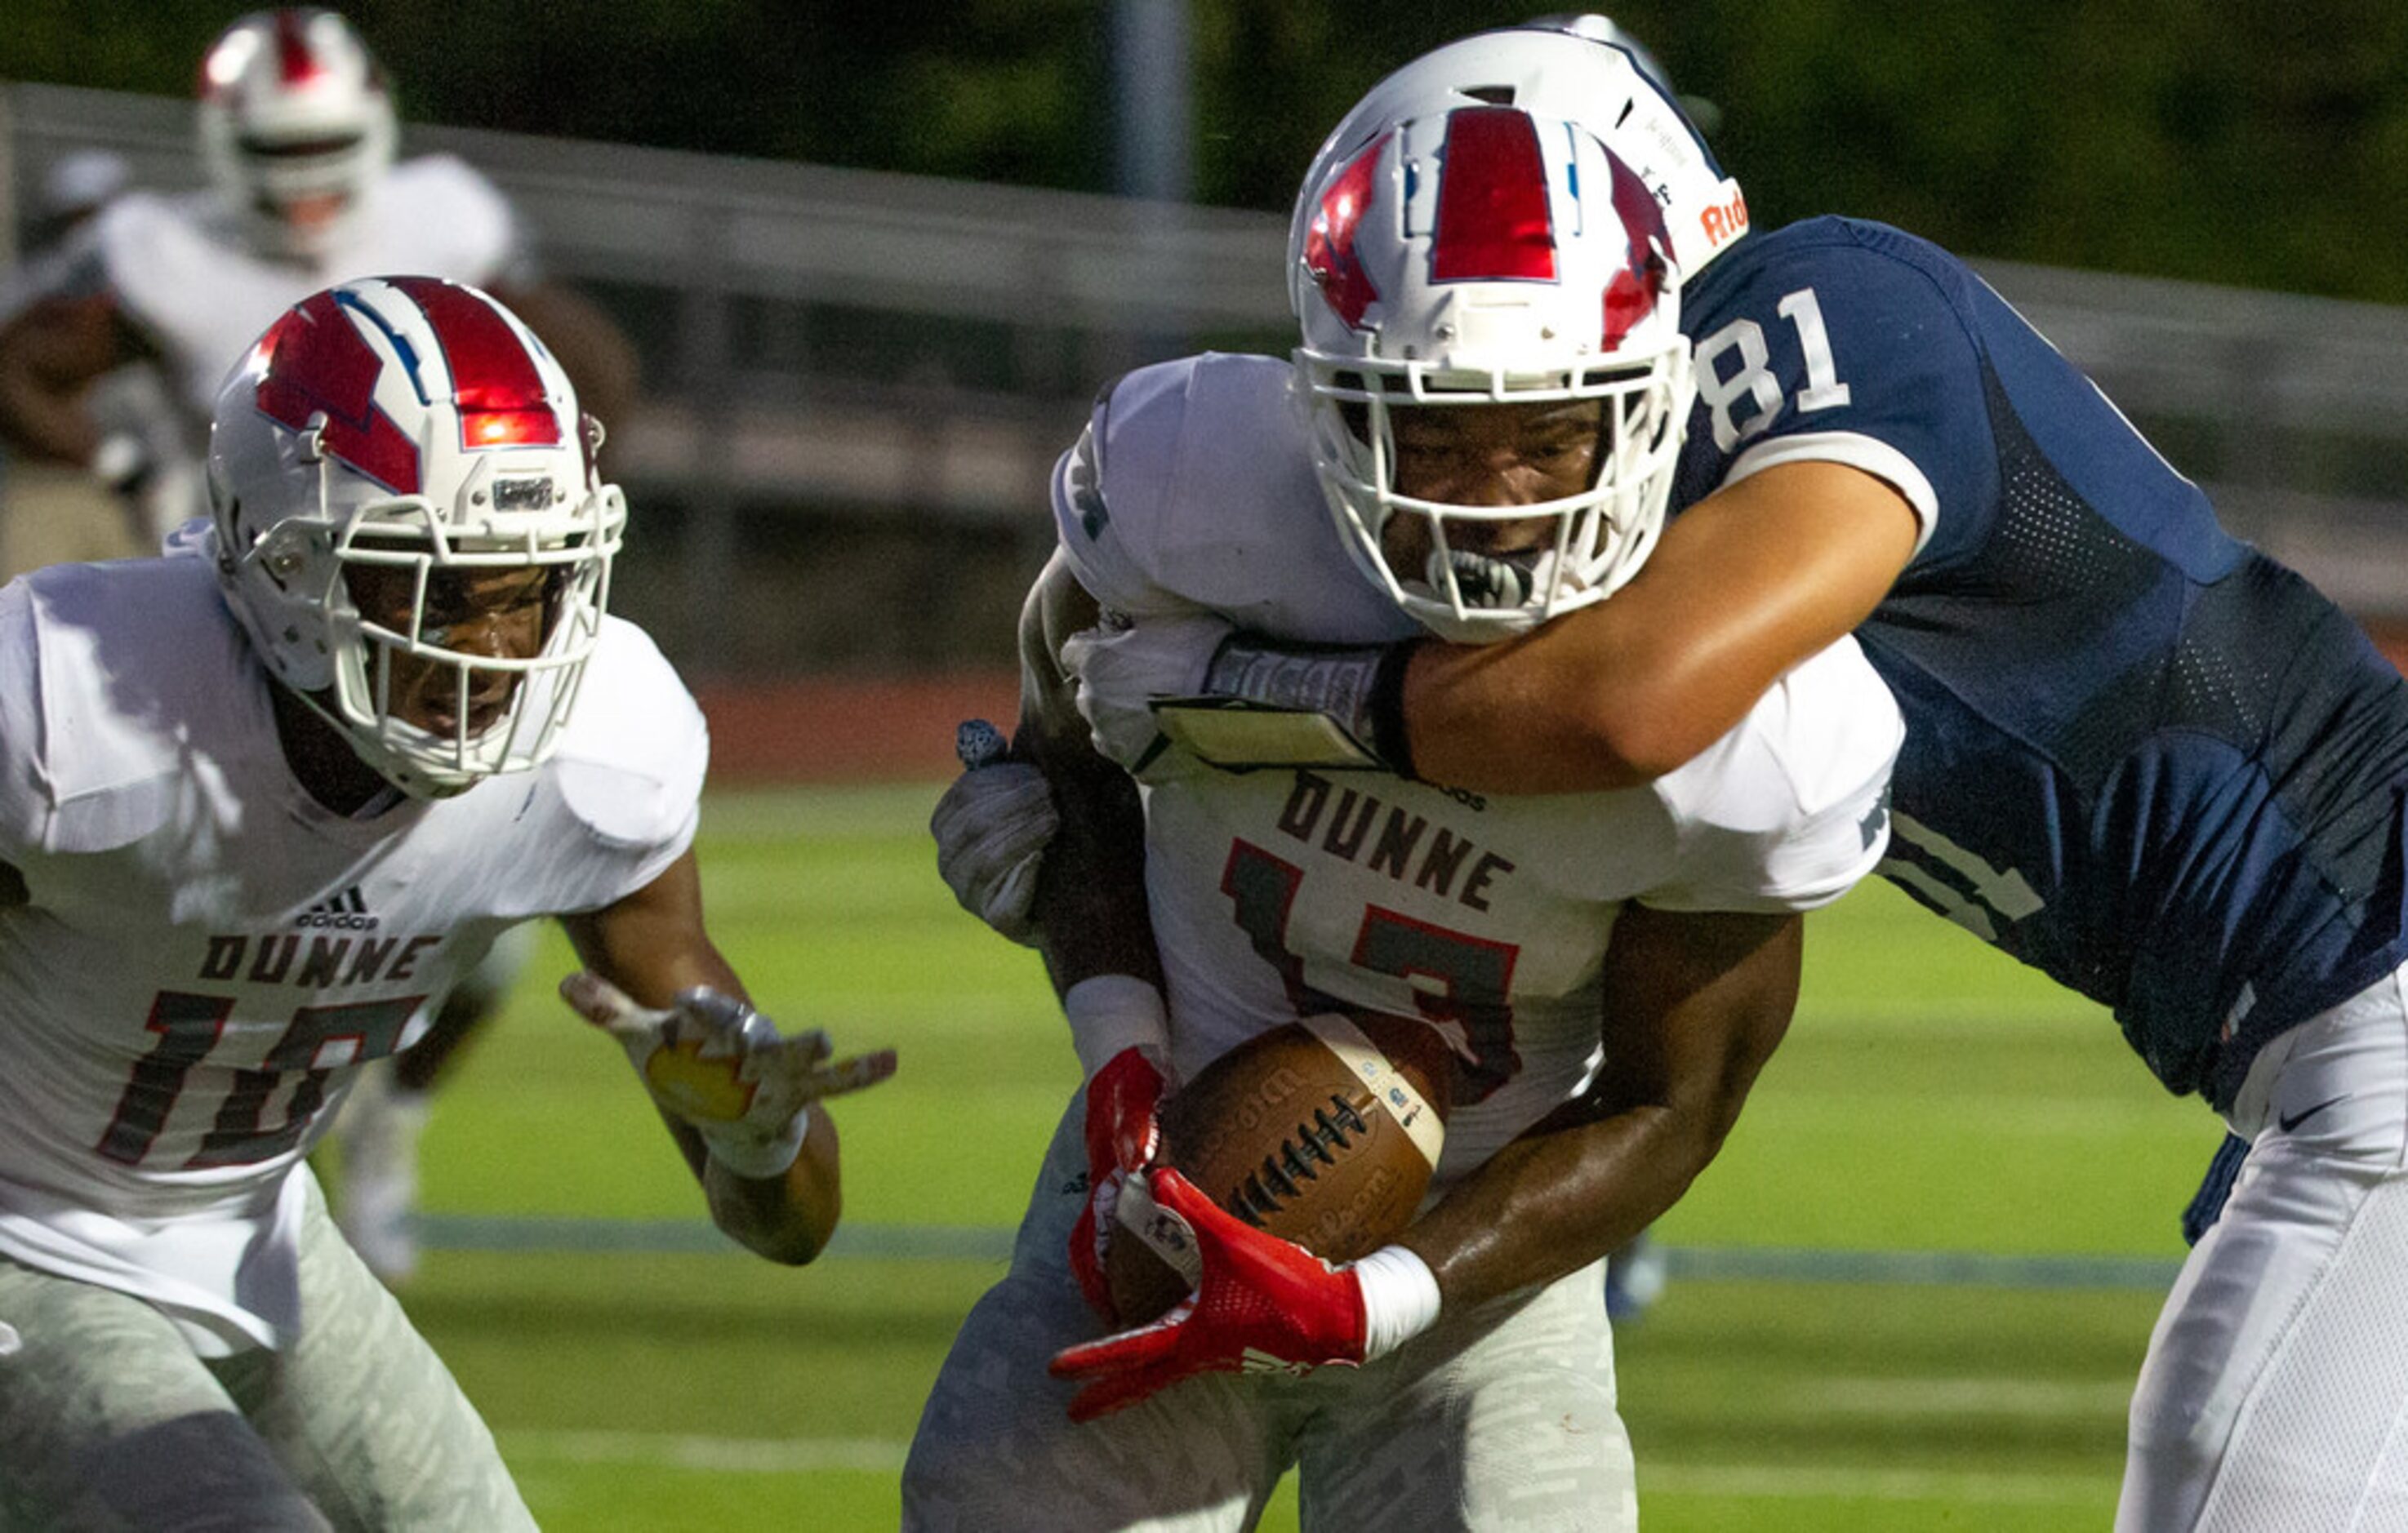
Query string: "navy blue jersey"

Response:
xmin=1677 ymin=217 xmax=2408 ymax=1109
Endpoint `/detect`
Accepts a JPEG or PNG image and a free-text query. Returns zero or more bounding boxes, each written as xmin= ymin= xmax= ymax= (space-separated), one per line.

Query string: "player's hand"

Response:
xmin=1066 ymin=1044 xmax=1170 ymax=1322
xmin=1048 ymin=1168 xmax=1368 ymax=1422
xmin=1060 ymin=608 xmax=1233 ymax=781
xmin=930 ymin=718 xmax=1057 ymax=947
xmin=561 ymin=972 xmax=897 ymax=1179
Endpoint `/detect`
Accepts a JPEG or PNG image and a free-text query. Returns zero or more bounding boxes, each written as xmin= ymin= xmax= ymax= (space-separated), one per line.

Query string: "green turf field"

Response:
xmin=383 ymin=783 xmax=2221 ymax=1530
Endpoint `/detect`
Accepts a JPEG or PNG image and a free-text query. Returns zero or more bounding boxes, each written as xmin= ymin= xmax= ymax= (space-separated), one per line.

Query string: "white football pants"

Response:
xmin=0 ymin=1169 xmax=533 ymax=1531
xmin=2121 ymin=959 xmax=2408 ymax=1531
xmin=902 ymin=1096 xmax=1636 ymax=1533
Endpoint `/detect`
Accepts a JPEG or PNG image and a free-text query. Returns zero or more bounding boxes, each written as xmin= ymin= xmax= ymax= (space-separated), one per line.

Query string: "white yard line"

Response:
xmin=503 ymin=1429 xmax=907 ymax=1474
xmin=417 ymin=1214 xmax=2183 ymax=1289
xmin=500 ymin=1429 xmax=2116 ymax=1504
xmin=1798 ymin=1375 xmax=2134 ymax=1417
xmin=1645 ymin=1462 xmax=2118 ymax=1504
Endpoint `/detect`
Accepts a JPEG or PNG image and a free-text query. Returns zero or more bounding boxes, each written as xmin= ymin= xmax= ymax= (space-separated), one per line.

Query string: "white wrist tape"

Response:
xmin=701 ymin=1104 xmax=811 ymax=1181
xmin=1064 ymin=975 xmax=1171 ymax=1079
xmin=1353 ymin=1243 xmax=1442 ymax=1362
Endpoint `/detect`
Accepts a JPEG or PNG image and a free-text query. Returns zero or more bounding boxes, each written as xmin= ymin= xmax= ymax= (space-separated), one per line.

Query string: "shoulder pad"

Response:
xmin=1644 ymin=637 xmax=1902 ymax=912
xmin=1051 ymin=356 xmax=1208 ymax=615
xmin=550 ymin=617 xmax=708 ymax=852
xmin=379 ymin=156 xmax=524 ymax=286
xmin=1050 ymin=353 xmax=1416 ymax=641
xmin=1680 ymin=218 xmax=1983 ymax=556
xmin=91 ymin=192 xmax=225 ymax=339
xmin=6 ymin=559 xmax=260 ymax=856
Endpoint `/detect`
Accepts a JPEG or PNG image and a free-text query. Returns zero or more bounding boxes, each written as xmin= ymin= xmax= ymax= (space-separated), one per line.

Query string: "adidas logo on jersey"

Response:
xmin=295 ymin=886 xmax=378 ymax=931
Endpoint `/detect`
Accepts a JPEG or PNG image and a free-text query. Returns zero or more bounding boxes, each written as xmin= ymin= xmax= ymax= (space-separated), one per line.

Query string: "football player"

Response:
xmin=0 ymin=7 xmax=639 ymax=1282
xmin=994 ymin=18 xmax=2408 ymax=1529
xmin=904 ymin=41 xmax=1903 ymax=1530
xmin=0 ymin=277 xmax=891 ymax=1528
xmin=0 ymin=7 xmax=634 ymax=550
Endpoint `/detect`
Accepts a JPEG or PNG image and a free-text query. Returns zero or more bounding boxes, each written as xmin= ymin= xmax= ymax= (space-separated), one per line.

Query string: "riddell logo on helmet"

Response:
xmin=1700 ymin=189 xmax=1750 ymax=249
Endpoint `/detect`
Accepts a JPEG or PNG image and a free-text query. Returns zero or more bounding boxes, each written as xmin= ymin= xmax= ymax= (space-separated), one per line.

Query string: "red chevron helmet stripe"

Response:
xmin=273 ymin=10 xmax=327 ymax=86
xmin=1601 ymin=147 xmax=1673 ymax=348
xmin=253 ymin=290 xmax=421 ymax=495
xmin=1431 ymin=107 xmax=1558 ymax=283
xmin=1302 ymin=131 xmax=1390 ymax=331
xmin=384 ymin=277 xmax=565 ymax=450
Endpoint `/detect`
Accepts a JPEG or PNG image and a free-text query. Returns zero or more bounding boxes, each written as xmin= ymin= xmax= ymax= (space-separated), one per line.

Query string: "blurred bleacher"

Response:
xmin=10 ymin=78 xmax=2408 ymax=684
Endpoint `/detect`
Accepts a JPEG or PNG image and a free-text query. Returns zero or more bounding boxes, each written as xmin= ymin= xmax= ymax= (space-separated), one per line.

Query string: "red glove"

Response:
xmin=1049 ymin=1168 xmax=1367 ymax=1422
xmin=1067 ymin=1046 xmax=1168 ymax=1322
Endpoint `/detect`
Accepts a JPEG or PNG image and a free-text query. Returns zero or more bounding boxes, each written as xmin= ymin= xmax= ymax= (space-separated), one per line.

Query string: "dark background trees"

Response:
xmin=7 ymin=1 xmax=2405 ymax=300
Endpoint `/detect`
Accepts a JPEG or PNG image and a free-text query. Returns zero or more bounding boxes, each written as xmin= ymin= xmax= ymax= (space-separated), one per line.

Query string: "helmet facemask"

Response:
xmin=225 ymin=119 xmax=394 ymax=257
xmin=1300 ymin=342 xmax=1692 ymax=643
xmin=220 ymin=461 xmax=624 ymax=800
xmin=333 ymin=495 xmax=618 ymax=796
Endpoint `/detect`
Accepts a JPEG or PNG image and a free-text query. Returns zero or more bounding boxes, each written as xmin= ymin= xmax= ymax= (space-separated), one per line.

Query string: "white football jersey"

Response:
xmin=91 ymin=155 xmax=523 ymax=433
xmin=1055 ymin=353 xmax=1903 ymax=1178
xmin=0 ymin=553 xmax=703 ymax=1352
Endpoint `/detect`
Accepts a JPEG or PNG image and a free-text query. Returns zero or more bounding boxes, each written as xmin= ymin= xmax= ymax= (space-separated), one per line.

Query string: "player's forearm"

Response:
xmin=1399 ymin=582 xmax=1804 ymax=792
xmin=1402 ymin=462 xmax=1920 ymax=793
xmin=1399 ymin=620 xmax=1665 ymax=792
xmin=0 ymin=299 xmax=134 ymax=466
xmin=704 ymin=1108 xmax=843 ymax=1264
xmin=1398 ymin=1098 xmax=1719 ymax=1307
xmin=1400 ymin=908 xmax=1800 ymax=1305
xmin=1021 ymin=554 xmax=1164 ymax=999
xmin=1030 ymin=756 xmax=1159 ymax=998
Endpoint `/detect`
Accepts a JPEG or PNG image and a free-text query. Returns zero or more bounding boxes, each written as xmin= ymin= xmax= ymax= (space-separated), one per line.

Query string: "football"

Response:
xmin=1106 ymin=1009 xmax=1454 ymax=1325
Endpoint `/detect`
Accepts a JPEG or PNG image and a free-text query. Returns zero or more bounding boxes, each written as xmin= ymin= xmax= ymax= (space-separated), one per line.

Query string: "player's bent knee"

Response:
xmin=36 ymin=1411 xmax=334 ymax=1532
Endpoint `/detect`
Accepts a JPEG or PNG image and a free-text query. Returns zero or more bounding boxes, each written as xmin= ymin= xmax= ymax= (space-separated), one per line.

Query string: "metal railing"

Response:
xmin=8 ymin=79 xmax=2407 ymax=668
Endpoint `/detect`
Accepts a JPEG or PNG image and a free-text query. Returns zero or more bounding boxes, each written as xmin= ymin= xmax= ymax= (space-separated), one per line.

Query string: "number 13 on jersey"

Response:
xmin=1222 ymin=839 xmax=1520 ymax=1102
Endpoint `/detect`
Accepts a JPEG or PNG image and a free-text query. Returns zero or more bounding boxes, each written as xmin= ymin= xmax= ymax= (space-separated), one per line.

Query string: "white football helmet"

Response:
xmin=207 ymin=277 xmax=625 ymax=798
xmin=1524 ymin=13 xmax=1725 ymax=136
xmin=1296 ymin=20 xmax=1748 ymax=282
xmin=1289 ymin=98 xmax=1698 ymax=642
xmin=197 ymin=8 xmax=397 ymax=259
